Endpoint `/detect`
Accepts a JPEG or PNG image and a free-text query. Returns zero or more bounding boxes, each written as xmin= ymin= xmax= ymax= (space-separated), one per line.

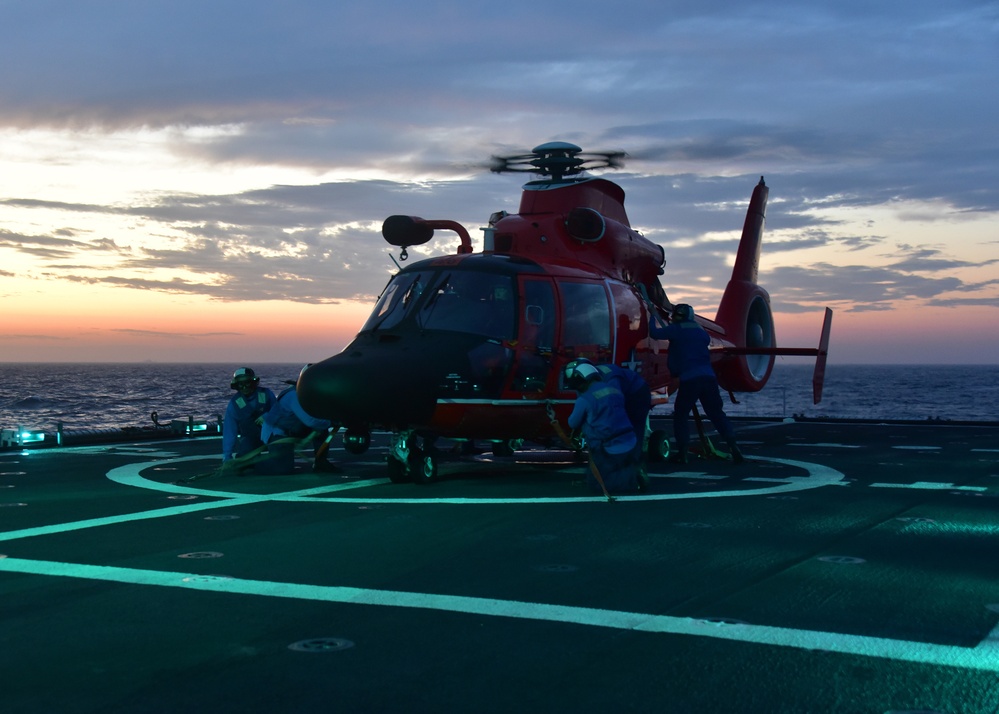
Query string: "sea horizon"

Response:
xmin=2 ymin=362 xmax=998 ymax=432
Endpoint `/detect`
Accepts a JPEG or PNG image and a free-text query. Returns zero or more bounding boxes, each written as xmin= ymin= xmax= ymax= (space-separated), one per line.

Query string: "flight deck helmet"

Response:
xmin=672 ymin=304 xmax=695 ymax=322
xmin=563 ymin=359 xmax=601 ymax=391
xmin=231 ymin=367 xmax=260 ymax=390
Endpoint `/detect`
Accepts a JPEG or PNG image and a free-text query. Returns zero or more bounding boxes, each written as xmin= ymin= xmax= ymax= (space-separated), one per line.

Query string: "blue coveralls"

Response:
xmin=567 ymin=379 xmax=639 ymax=493
xmin=649 ymin=319 xmax=736 ymax=454
xmin=222 ymin=387 xmax=277 ymax=461
xmin=256 ymin=386 xmax=331 ymax=474
xmin=596 ymin=363 xmax=652 ymax=458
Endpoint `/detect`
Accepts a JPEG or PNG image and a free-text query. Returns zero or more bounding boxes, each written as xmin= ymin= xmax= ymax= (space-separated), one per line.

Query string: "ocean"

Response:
xmin=0 ymin=362 xmax=997 ymax=434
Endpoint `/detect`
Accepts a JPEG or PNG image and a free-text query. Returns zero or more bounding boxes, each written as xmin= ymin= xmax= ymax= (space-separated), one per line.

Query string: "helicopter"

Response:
xmin=297 ymin=141 xmax=832 ymax=483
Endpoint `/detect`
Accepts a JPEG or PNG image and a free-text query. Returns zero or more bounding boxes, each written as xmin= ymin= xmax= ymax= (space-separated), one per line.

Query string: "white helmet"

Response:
xmin=564 ymin=360 xmax=601 ymax=390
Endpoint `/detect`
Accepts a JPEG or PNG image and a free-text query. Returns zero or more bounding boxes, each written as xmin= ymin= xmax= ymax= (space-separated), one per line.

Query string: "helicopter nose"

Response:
xmin=297 ymin=352 xmax=438 ymax=428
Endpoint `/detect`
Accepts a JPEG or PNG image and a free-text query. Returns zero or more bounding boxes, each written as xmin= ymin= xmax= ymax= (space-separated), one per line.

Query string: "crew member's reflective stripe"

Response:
xmin=235 ymin=392 xmax=267 ymax=410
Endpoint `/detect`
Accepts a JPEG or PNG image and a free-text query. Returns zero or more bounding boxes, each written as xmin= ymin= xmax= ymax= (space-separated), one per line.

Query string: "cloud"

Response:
xmin=110 ymin=328 xmax=243 ymax=339
xmin=0 ymin=0 xmax=996 ymax=337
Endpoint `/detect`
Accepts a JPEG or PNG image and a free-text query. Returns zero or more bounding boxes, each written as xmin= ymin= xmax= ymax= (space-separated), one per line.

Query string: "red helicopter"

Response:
xmin=297 ymin=141 xmax=832 ymax=483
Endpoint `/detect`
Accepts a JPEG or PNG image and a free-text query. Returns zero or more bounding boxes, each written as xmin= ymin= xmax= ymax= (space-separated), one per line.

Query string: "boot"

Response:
xmin=727 ymin=439 xmax=745 ymax=464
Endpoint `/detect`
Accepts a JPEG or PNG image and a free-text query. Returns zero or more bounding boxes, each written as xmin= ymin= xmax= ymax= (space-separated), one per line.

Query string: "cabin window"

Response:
xmin=522 ymin=280 xmax=556 ymax=350
xmin=419 ymin=271 xmax=515 ymax=340
xmin=557 ymin=281 xmax=611 ymax=349
xmin=510 ymin=278 xmax=556 ymax=392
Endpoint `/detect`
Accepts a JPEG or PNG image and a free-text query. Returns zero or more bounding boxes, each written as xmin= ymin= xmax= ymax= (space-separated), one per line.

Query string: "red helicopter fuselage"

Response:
xmin=298 ymin=167 xmax=829 ymax=462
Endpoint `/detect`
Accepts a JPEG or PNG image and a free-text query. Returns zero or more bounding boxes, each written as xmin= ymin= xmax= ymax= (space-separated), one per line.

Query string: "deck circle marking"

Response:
xmin=106 ymin=454 xmax=845 ymax=505
xmin=818 ymin=556 xmax=866 ymax=564
xmin=178 ymin=551 xmax=224 ymax=559
xmin=0 ymin=502 xmax=27 ymax=507
xmin=288 ymin=637 xmax=355 ymax=653
xmin=204 ymin=515 xmax=240 ymax=521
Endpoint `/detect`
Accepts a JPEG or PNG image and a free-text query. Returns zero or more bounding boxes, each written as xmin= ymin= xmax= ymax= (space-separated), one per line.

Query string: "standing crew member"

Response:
xmin=564 ymin=361 xmax=640 ymax=493
xmin=648 ymin=304 xmax=744 ymax=464
xmin=257 ymin=366 xmax=335 ymax=474
xmin=222 ymin=367 xmax=276 ymax=462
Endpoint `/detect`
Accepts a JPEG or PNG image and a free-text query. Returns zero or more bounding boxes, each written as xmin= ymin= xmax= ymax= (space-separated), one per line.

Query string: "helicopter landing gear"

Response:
xmin=408 ymin=447 xmax=438 ymax=485
xmin=387 ymin=431 xmax=439 ymax=485
xmin=646 ymin=429 xmax=671 ymax=462
xmin=343 ymin=428 xmax=371 ymax=455
xmin=490 ymin=439 xmax=523 ymax=457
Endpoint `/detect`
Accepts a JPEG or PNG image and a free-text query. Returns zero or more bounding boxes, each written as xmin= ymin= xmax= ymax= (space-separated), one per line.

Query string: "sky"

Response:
xmin=0 ymin=0 xmax=997 ymax=365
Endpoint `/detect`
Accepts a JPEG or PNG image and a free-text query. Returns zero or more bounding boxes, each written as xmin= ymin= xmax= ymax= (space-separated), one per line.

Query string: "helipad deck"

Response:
xmin=2 ymin=419 xmax=998 ymax=713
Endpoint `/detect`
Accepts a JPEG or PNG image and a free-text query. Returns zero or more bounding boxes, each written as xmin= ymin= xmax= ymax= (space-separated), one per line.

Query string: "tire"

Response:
xmin=647 ymin=429 xmax=671 ymax=462
xmin=343 ymin=429 xmax=371 ymax=455
xmin=409 ymin=449 xmax=438 ymax=485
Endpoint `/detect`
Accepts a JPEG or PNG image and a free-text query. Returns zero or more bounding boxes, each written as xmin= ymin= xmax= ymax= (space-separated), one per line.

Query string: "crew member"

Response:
xmin=222 ymin=367 xmax=276 ymax=462
xmin=600 ymin=362 xmax=652 ymax=454
xmin=568 ymin=358 xmax=652 ymax=466
xmin=648 ymin=304 xmax=744 ymax=463
xmin=564 ymin=361 xmax=640 ymax=493
xmin=257 ymin=366 xmax=336 ymax=474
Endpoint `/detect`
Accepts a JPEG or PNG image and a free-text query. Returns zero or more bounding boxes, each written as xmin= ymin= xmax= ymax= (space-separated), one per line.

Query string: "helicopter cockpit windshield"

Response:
xmin=361 ymin=270 xmax=516 ymax=341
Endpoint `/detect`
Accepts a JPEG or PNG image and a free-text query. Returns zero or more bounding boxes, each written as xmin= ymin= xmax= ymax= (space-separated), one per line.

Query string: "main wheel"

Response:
xmin=409 ymin=448 xmax=438 ymax=485
xmin=647 ymin=429 xmax=671 ymax=462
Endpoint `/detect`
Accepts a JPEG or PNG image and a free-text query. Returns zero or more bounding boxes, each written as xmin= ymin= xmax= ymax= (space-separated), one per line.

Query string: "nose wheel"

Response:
xmin=387 ymin=432 xmax=439 ymax=484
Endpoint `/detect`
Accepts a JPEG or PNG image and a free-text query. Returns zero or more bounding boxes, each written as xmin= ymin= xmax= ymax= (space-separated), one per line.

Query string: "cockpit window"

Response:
xmin=420 ymin=272 xmax=515 ymax=340
xmin=361 ymin=270 xmax=516 ymax=340
xmin=361 ymin=271 xmax=428 ymax=332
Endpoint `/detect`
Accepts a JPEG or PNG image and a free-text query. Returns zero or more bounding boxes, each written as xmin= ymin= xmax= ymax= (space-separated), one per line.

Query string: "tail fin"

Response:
xmin=731 ymin=176 xmax=768 ymax=285
xmin=713 ymin=177 xmax=834 ymax=400
xmin=713 ymin=177 xmax=776 ymax=392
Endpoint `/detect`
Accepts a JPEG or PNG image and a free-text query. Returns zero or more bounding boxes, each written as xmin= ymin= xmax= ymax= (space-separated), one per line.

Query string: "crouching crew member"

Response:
xmin=222 ymin=367 xmax=276 ymax=462
xmin=257 ymin=366 xmax=336 ymax=474
xmin=564 ymin=361 xmax=641 ymax=494
xmin=595 ymin=361 xmax=652 ymax=460
xmin=648 ymin=304 xmax=744 ymax=463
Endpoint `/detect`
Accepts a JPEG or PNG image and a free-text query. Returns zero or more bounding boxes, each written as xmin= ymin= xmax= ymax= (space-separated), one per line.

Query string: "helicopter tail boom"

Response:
xmin=710 ymin=176 xmax=832 ymax=401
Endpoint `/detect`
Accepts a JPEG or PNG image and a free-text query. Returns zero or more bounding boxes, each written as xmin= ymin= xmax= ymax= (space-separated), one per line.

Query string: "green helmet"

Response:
xmin=672 ymin=304 xmax=695 ymax=322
